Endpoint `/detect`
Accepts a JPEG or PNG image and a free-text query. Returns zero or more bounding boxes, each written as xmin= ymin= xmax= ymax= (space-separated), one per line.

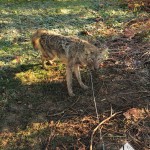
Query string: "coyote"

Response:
xmin=32 ymin=29 xmax=108 ymax=96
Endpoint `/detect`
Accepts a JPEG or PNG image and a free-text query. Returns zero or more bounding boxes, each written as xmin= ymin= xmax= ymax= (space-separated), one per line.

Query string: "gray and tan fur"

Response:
xmin=32 ymin=29 xmax=108 ymax=96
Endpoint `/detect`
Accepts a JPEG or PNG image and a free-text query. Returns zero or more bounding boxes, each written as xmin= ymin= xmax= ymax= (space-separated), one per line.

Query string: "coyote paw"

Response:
xmin=69 ymin=92 xmax=75 ymax=97
xmin=81 ymin=84 xmax=88 ymax=90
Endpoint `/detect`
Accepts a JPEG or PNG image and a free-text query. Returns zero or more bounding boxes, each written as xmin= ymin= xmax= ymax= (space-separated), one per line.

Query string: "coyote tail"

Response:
xmin=31 ymin=29 xmax=47 ymax=50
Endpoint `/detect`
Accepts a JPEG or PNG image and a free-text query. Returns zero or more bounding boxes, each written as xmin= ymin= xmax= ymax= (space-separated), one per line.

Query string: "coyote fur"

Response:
xmin=32 ymin=29 xmax=108 ymax=96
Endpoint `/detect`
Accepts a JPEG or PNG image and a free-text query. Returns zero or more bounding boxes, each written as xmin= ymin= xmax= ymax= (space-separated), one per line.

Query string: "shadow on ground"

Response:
xmin=0 ymin=0 xmax=150 ymax=149
xmin=0 ymin=51 xmax=149 ymax=149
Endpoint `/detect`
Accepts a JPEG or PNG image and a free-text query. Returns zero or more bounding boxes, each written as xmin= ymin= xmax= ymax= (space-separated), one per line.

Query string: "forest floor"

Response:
xmin=0 ymin=0 xmax=150 ymax=149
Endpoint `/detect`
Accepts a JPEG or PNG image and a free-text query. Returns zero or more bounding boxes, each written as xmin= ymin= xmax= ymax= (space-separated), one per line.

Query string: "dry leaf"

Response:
xmin=123 ymin=28 xmax=135 ymax=39
xmin=123 ymin=108 xmax=145 ymax=121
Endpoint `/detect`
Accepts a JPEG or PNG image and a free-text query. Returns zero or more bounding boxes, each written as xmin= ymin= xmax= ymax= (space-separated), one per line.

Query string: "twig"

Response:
xmin=90 ymin=71 xmax=102 ymax=144
xmin=90 ymin=72 xmax=100 ymax=124
xmin=45 ymin=129 xmax=56 ymax=150
xmin=120 ymin=91 xmax=149 ymax=95
xmin=90 ymin=112 xmax=121 ymax=150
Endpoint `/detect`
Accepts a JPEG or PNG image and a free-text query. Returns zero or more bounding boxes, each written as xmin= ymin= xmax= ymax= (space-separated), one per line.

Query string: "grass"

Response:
xmin=0 ymin=0 xmax=150 ymax=149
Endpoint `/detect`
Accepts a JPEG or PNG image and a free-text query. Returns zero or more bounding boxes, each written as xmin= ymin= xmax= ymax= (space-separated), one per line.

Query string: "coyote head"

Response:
xmin=85 ymin=45 xmax=109 ymax=70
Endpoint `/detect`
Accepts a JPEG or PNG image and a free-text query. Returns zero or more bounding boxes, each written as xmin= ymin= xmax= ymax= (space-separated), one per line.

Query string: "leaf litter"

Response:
xmin=0 ymin=0 xmax=150 ymax=150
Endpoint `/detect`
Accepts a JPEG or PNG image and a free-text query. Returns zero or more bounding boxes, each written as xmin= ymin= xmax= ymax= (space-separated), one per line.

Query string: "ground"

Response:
xmin=0 ymin=0 xmax=150 ymax=149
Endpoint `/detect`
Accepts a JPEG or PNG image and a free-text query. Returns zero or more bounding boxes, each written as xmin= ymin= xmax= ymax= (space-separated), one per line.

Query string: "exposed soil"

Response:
xmin=0 ymin=1 xmax=150 ymax=149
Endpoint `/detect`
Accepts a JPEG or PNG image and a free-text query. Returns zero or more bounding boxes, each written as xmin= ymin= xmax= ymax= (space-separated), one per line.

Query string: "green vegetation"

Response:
xmin=0 ymin=0 xmax=149 ymax=149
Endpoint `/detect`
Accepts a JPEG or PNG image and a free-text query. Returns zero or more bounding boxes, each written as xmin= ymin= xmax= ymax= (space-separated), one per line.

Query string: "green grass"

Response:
xmin=0 ymin=0 xmax=150 ymax=149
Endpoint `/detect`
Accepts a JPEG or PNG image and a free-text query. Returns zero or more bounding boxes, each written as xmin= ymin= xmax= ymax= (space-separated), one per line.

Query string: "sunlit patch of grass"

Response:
xmin=0 ymin=61 xmax=5 ymax=67
xmin=104 ymin=9 xmax=135 ymax=28
xmin=15 ymin=70 xmax=40 ymax=84
xmin=15 ymin=64 xmax=66 ymax=85
xmin=15 ymin=69 xmax=52 ymax=84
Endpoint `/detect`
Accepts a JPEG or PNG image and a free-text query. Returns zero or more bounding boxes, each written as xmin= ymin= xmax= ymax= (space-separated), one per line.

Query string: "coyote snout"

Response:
xmin=32 ymin=29 xmax=108 ymax=96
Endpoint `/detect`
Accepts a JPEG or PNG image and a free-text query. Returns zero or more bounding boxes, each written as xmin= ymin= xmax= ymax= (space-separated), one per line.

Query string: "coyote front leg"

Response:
xmin=74 ymin=64 xmax=88 ymax=90
xmin=41 ymin=55 xmax=54 ymax=70
xmin=66 ymin=64 xmax=75 ymax=96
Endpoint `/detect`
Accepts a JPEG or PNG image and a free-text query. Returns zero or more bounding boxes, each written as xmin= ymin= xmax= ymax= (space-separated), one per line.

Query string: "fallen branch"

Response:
xmin=90 ymin=112 xmax=121 ymax=150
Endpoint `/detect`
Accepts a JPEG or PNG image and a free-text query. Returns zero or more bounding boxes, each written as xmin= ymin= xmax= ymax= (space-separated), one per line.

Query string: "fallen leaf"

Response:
xmin=123 ymin=108 xmax=145 ymax=121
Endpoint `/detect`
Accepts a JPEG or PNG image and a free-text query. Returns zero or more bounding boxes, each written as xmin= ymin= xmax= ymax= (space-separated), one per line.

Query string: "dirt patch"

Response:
xmin=0 ymin=1 xmax=150 ymax=149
